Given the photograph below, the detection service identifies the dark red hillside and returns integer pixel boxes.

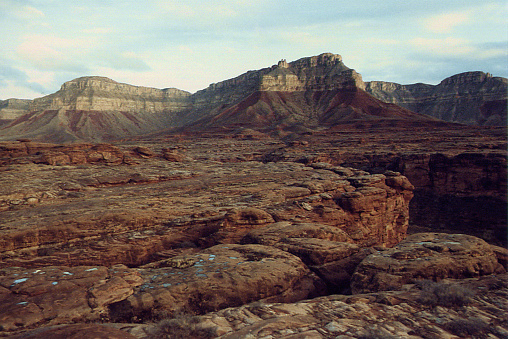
[185,88,443,132]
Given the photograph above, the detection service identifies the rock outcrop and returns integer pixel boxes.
[351,233,503,294]
[29,76,190,113]
[112,244,326,322]
[0,133,507,338]
[0,146,413,269]
[366,71,508,126]
[137,274,507,339]
[261,126,507,245]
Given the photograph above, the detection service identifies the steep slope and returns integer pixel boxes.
[185,54,440,131]
[365,72,507,126]
[0,77,191,142]
[187,88,440,132]
[1,54,502,142]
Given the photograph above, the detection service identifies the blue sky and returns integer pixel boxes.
[0,0,506,99]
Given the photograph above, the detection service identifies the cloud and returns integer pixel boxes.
[16,34,95,71]
[410,37,474,56]
[0,63,49,98]
[0,1,45,19]
[423,11,470,33]
[410,37,507,60]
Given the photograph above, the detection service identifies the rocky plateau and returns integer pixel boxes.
[0,53,506,338]
[0,123,507,338]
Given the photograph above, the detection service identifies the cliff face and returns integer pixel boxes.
[184,53,438,131]
[365,72,507,126]
[1,54,505,142]
[0,99,31,127]
[260,54,365,91]
[30,76,191,113]
[0,77,192,142]
[183,53,366,125]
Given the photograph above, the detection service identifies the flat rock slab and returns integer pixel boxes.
[0,265,142,331]
[351,233,503,294]
[111,244,326,321]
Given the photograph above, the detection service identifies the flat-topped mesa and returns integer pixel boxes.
[30,76,191,113]
[260,53,365,91]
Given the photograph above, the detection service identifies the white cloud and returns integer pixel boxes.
[16,34,95,70]
[24,69,55,87]
[410,37,506,60]
[0,80,44,99]
[423,11,470,33]
[410,37,474,56]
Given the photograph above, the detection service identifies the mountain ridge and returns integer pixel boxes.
[365,71,507,126]
[0,53,505,142]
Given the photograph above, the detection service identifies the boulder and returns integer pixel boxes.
[0,265,142,331]
[351,233,502,294]
[109,244,326,321]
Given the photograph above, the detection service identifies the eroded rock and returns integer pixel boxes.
[351,233,503,294]
[110,244,326,321]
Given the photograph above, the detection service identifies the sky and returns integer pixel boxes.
[0,0,507,100]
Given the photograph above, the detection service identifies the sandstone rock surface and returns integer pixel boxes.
[100,274,506,339]
[112,244,326,322]
[351,233,503,294]
[0,130,506,338]
[0,264,142,330]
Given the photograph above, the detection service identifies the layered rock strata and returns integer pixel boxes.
[0,99,31,126]
[261,126,507,245]
[366,71,508,126]
[0,134,507,337]
[0,53,441,142]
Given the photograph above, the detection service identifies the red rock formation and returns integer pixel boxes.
[351,233,503,294]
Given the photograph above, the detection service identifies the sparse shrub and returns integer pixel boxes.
[416,280,475,308]
[444,318,490,337]
[152,313,215,339]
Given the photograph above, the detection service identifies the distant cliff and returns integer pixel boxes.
[0,77,192,142]
[0,54,505,142]
[183,53,365,124]
[0,99,31,127]
[365,72,507,126]
[30,76,191,113]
